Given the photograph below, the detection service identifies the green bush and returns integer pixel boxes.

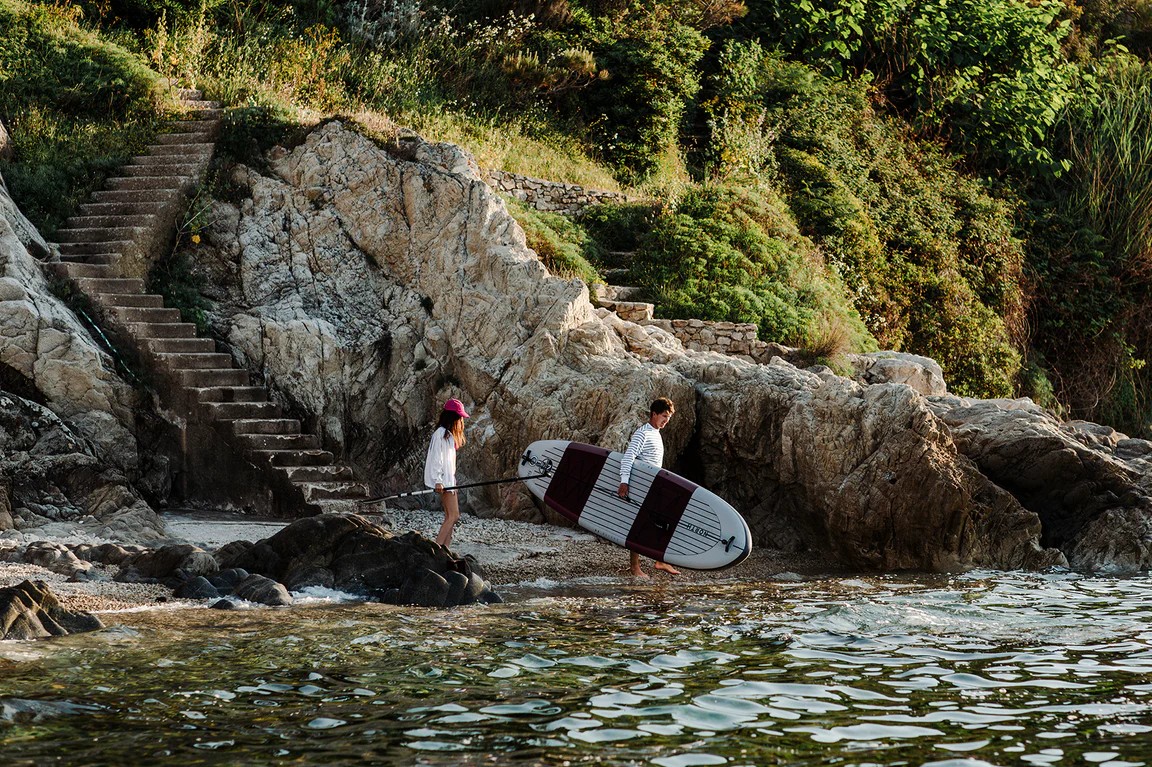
[700,47,1025,395]
[744,0,1083,172]
[0,0,163,235]
[504,197,602,285]
[579,202,654,253]
[628,183,874,350]
[1024,58,1152,433]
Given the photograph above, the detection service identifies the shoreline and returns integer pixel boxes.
[0,508,832,615]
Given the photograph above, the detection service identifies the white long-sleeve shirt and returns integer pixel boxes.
[619,422,664,484]
[424,427,457,489]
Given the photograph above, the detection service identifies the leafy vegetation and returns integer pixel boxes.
[0,0,164,236]
[504,197,602,285]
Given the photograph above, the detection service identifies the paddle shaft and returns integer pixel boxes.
[358,473,551,505]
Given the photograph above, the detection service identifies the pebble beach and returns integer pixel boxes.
[0,508,830,615]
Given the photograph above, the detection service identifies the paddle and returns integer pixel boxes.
[357,472,552,506]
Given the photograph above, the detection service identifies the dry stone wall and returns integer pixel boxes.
[483,169,630,215]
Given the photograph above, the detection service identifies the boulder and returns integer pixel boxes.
[0,392,164,544]
[847,351,947,396]
[930,396,1152,572]
[0,171,140,465]
[117,543,219,582]
[174,575,221,600]
[20,541,93,580]
[0,580,103,640]
[233,573,292,606]
[398,568,450,608]
[218,513,501,606]
[207,567,250,593]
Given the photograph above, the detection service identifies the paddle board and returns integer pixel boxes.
[518,439,751,571]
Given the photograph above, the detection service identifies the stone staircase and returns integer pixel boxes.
[592,252,654,322]
[46,87,369,516]
[593,283,653,322]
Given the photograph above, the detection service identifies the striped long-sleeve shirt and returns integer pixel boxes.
[619,422,664,485]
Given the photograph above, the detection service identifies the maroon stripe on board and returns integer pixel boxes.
[543,443,609,524]
[625,470,695,561]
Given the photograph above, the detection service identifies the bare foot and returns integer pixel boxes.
[654,562,681,575]
[626,568,650,578]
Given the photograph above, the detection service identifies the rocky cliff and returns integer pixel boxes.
[4,118,1151,574]
[189,119,1152,574]
[0,171,164,541]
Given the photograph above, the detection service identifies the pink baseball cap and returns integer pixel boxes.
[443,398,470,418]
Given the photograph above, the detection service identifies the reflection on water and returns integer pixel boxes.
[3,571,1152,766]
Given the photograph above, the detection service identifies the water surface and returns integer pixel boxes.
[2,571,1151,765]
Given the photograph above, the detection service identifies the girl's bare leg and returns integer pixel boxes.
[435,491,460,547]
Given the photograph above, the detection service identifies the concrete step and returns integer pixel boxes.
[192,386,267,404]
[121,164,198,178]
[56,253,122,266]
[154,352,234,370]
[95,293,164,309]
[230,418,301,435]
[175,368,249,387]
[65,214,157,230]
[129,322,197,339]
[106,176,193,191]
[201,401,282,421]
[47,262,116,280]
[281,465,354,483]
[176,87,204,100]
[237,433,321,451]
[127,154,202,167]
[91,189,181,205]
[81,199,175,216]
[139,336,215,353]
[295,481,370,502]
[155,131,214,145]
[59,241,132,256]
[76,277,145,294]
[147,143,213,157]
[166,119,219,133]
[107,306,181,324]
[183,100,221,111]
[252,449,334,467]
[55,226,148,243]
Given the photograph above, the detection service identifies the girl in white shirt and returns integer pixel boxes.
[424,398,470,547]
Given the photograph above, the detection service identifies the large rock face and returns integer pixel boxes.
[0,171,140,474]
[0,172,164,543]
[195,120,1150,573]
[0,392,164,541]
[200,122,694,521]
[929,396,1152,573]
